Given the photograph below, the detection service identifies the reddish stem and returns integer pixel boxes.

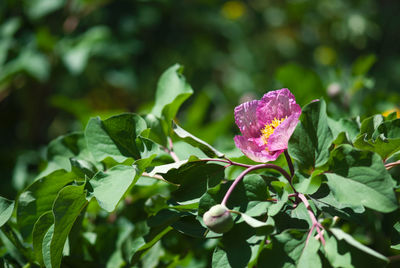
[221,163,293,207]
[199,158,293,184]
[297,193,325,246]
[385,160,400,170]
[164,137,180,162]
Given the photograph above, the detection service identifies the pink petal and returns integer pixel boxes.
[234,100,262,138]
[256,88,300,126]
[267,112,301,151]
[234,135,283,163]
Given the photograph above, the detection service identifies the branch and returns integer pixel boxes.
[297,193,325,246]
[199,158,293,184]
[385,160,400,170]
[284,150,295,178]
[163,137,180,162]
[221,163,293,207]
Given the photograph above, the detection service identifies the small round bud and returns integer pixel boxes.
[203,204,233,233]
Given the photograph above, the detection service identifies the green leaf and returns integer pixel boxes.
[0,225,27,266]
[330,228,388,264]
[148,156,199,177]
[328,117,360,144]
[151,64,193,126]
[297,236,321,268]
[199,174,268,215]
[241,201,273,219]
[0,197,14,228]
[290,202,312,227]
[359,114,384,138]
[267,190,288,217]
[85,113,148,162]
[325,145,397,213]
[288,99,334,172]
[212,223,264,268]
[143,114,168,146]
[258,229,307,267]
[89,165,136,212]
[42,185,87,268]
[311,184,365,221]
[293,172,322,195]
[324,235,352,268]
[239,212,273,228]
[173,123,224,158]
[212,246,230,268]
[43,132,98,176]
[47,132,83,171]
[129,221,173,264]
[141,241,164,268]
[166,162,224,203]
[16,169,78,239]
[354,118,400,160]
[32,212,53,266]
[391,222,400,250]
[42,224,54,268]
[171,215,208,238]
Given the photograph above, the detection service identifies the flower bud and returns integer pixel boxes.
[203,204,233,233]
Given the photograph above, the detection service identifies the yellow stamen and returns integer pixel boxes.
[261,117,286,147]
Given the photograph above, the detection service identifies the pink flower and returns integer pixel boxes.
[234,88,301,162]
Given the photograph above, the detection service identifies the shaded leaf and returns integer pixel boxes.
[239,212,273,228]
[42,185,87,268]
[297,235,321,268]
[199,174,268,215]
[354,118,400,160]
[85,113,147,163]
[163,162,225,203]
[324,235,352,268]
[32,212,53,266]
[0,197,14,228]
[325,145,397,213]
[330,228,388,264]
[16,170,77,239]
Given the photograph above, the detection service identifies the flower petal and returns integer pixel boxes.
[234,100,262,138]
[234,135,283,162]
[267,112,301,151]
[256,88,300,125]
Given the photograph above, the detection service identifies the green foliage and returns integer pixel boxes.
[288,99,333,172]
[0,198,14,228]
[1,60,400,267]
[2,0,400,263]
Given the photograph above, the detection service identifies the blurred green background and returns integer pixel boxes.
[1,0,400,198]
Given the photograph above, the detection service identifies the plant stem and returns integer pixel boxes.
[164,137,180,162]
[297,193,325,246]
[199,158,293,183]
[385,160,400,170]
[221,163,293,207]
[284,150,294,178]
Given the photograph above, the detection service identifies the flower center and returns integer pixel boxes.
[261,117,286,146]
